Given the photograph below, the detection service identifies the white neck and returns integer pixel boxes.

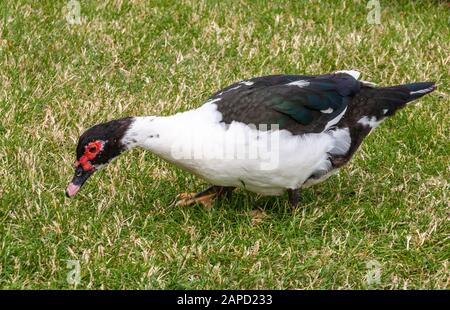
[122,115,170,155]
[121,103,224,160]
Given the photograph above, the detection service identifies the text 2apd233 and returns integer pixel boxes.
[221,294,272,305]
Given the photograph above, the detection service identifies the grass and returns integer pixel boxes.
[0,0,448,289]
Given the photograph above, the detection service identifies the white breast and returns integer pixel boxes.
[132,103,351,196]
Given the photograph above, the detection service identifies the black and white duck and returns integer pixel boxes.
[66,70,435,208]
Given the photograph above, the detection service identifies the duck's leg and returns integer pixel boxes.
[176,186,235,208]
[287,188,301,209]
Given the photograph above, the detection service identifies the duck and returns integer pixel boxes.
[65,70,436,208]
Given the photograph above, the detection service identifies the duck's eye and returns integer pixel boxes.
[88,146,97,153]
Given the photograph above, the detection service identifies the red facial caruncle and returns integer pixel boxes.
[75,140,104,171]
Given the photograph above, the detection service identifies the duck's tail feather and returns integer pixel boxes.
[400,82,436,100]
[381,81,436,104]
[374,81,436,116]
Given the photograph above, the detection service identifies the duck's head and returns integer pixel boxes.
[66,117,133,197]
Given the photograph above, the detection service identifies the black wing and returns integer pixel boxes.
[210,73,361,134]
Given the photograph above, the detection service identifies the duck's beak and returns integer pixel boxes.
[66,167,95,197]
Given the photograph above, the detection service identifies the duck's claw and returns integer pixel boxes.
[174,186,235,209]
[177,192,196,200]
[175,193,215,209]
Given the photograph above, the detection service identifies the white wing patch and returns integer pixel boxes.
[335,70,361,80]
[361,80,377,87]
[321,108,333,114]
[286,80,310,88]
[324,107,347,131]
[240,81,254,86]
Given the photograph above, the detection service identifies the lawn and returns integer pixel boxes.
[0,0,448,289]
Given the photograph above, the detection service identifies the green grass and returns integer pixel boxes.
[0,0,448,289]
